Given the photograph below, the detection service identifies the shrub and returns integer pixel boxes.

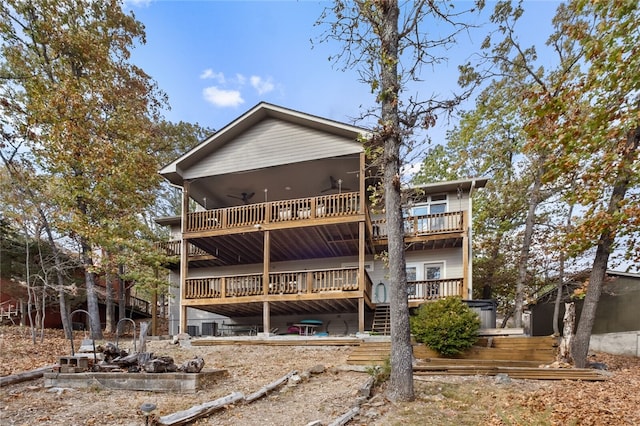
[410,297,480,356]
[365,357,391,386]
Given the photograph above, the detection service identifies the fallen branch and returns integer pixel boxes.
[328,406,360,426]
[244,370,297,403]
[358,376,375,398]
[0,365,56,387]
[156,391,244,426]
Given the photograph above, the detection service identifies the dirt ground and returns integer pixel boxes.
[1,326,639,425]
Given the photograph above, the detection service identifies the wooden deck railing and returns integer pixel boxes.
[127,295,150,314]
[186,192,361,233]
[184,267,372,299]
[408,278,463,301]
[372,211,465,239]
[155,241,212,257]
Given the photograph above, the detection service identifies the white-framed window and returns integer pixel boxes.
[424,262,444,280]
[407,194,448,233]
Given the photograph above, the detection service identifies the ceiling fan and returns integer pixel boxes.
[227,192,255,204]
[321,176,351,193]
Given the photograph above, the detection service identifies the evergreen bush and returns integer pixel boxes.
[410,297,480,356]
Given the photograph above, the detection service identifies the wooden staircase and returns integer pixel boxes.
[346,336,608,381]
[347,341,391,365]
[371,304,390,335]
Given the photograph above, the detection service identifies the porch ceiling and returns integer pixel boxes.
[188,156,366,210]
[189,222,373,266]
[193,297,368,318]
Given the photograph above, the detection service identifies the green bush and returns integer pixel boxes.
[410,297,480,356]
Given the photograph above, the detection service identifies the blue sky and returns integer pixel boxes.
[126,0,561,139]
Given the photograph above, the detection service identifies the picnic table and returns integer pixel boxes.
[292,319,323,336]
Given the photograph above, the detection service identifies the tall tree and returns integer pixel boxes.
[420,1,588,327]
[1,0,167,339]
[318,0,483,401]
[546,0,640,367]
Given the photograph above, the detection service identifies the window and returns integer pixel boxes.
[407,194,448,233]
[425,263,443,280]
[406,266,417,295]
[425,262,444,298]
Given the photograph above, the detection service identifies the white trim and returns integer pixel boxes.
[342,261,374,272]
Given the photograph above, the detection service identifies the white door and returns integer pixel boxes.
[424,262,444,298]
[406,262,445,298]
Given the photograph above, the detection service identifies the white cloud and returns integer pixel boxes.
[202,86,244,108]
[200,69,225,84]
[250,75,275,95]
[235,73,246,85]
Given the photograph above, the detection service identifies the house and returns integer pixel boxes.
[156,102,487,336]
[527,270,640,356]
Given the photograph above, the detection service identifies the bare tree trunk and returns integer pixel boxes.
[81,240,104,340]
[572,242,610,367]
[552,259,565,336]
[105,265,115,333]
[573,127,638,368]
[558,302,574,364]
[118,263,126,322]
[514,164,544,328]
[553,200,575,336]
[378,1,414,402]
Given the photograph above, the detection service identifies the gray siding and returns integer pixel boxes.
[184,118,362,180]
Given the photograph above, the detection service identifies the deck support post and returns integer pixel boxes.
[263,301,270,336]
[179,180,190,334]
[263,230,270,296]
[358,297,365,333]
[462,210,469,299]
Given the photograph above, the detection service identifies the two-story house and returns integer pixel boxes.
[157,102,486,336]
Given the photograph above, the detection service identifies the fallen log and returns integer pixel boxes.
[0,365,56,387]
[328,406,360,426]
[358,376,375,398]
[157,391,245,426]
[244,370,297,403]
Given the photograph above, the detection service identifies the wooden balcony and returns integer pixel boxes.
[186,267,368,299]
[372,211,465,240]
[407,278,464,308]
[155,240,219,269]
[186,192,361,234]
[155,240,211,257]
[183,267,374,317]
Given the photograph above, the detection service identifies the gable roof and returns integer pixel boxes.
[160,102,369,186]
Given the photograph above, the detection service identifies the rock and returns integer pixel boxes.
[587,362,608,370]
[308,364,325,374]
[287,374,302,387]
[495,373,511,384]
[300,370,311,381]
[179,356,205,373]
[172,333,190,344]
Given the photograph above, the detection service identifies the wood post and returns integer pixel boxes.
[263,301,270,337]
[461,210,469,299]
[180,180,190,334]
[358,297,365,333]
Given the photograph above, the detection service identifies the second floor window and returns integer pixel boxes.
[407,194,448,233]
